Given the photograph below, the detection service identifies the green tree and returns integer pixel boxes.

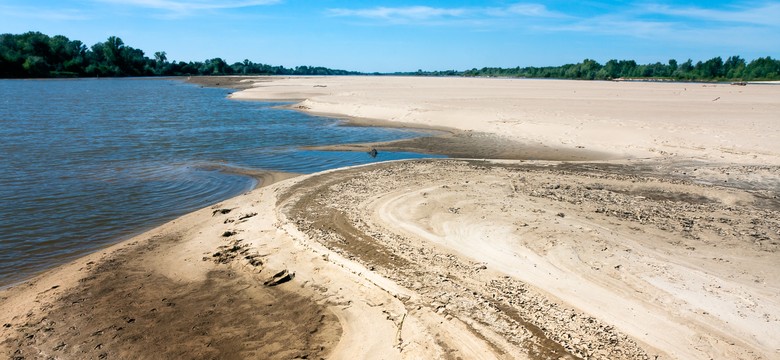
[22,56,49,77]
[668,59,678,75]
[0,33,24,77]
[698,56,724,78]
[152,51,169,75]
[602,60,620,79]
[745,57,780,80]
[723,56,746,79]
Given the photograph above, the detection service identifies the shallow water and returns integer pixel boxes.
[0,78,440,286]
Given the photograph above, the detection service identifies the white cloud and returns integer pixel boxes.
[327,1,780,31]
[545,17,677,39]
[521,1,780,41]
[327,3,560,23]
[505,4,560,17]
[0,5,90,21]
[328,6,466,21]
[95,0,280,13]
[534,2,780,49]
[642,2,780,27]
[325,0,780,53]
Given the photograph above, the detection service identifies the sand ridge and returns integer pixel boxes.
[279,159,779,359]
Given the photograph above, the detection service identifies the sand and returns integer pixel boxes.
[232,76,780,165]
[2,76,779,359]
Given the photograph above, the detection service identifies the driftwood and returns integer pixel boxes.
[212,208,232,216]
[263,269,294,286]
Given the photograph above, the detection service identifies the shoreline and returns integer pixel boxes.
[0,168,293,291]
[188,76,625,163]
[0,172,343,359]
[3,76,779,359]
[227,75,780,166]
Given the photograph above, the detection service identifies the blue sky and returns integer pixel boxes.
[2,0,779,72]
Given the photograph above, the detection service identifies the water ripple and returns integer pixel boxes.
[0,78,441,286]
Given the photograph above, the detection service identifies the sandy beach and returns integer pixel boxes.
[232,76,780,165]
[2,76,779,359]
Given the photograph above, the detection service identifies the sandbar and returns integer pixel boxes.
[2,76,779,359]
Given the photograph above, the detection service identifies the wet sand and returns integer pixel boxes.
[0,173,341,360]
[2,76,779,359]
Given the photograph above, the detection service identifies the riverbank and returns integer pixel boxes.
[2,76,778,359]
[0,173,341,359]
[230,76,780,165]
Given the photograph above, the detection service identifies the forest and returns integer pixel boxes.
[459,57,780,81]
[2,31,779,81]
[0,32,359,78]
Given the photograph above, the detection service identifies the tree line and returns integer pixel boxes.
[0,32,359,78]
[461,56,780,81]
[2,31,779,81]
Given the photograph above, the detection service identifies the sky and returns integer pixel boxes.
[2,0,779,72]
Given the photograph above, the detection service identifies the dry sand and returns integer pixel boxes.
[232,76,780,165]
[282,159,779,359]
[2,76,779,359]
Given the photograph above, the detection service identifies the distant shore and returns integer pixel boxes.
[3,76,779,359]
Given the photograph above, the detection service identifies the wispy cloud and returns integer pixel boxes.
[327,3,562,24]
[545,17,677,39]
[0,5,90,21]
[504,4,561,17]
[328,6,466,21]
[562,2,780,38]
[327,1,780,35]
[641,2,780,26]
[322,0,780,54]
[532,1,780,48]
[95,0,280,15]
